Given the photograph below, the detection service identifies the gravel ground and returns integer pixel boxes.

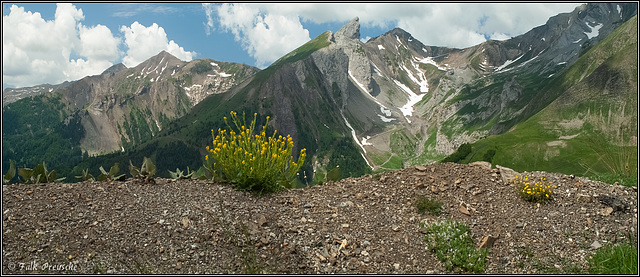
[2,162,637,274]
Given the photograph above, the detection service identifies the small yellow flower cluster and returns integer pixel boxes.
[206,111,306,193]
[511,174,557,203]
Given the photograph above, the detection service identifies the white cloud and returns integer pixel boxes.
[207,3,310,68]
[202,3,215,35]
[120,21,196,67]
[2,3,120,87]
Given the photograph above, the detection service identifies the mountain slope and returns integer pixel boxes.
[3,2,636,183]
[2,51,259,175]
[461,14,638,185]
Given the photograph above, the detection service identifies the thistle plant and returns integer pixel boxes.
[206,111,306,194]
[168,167,195,180]
[511,174,557,203]
[129,157,156,183]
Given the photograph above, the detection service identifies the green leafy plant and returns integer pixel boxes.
[325,166,340,182]
[17,162,65,184]
[3,160,16,185]
[75,168,95,182]
[168,167,195,179]
[511,174,557,203]
[588,243,638,274]
[129,157,156,183]
[422,219,488,273]
[192,165,216,180]
[206,111,306,194]
[97,163,126,182]
[415,196,443,216]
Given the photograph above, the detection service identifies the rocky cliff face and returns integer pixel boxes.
[3,51,259,156]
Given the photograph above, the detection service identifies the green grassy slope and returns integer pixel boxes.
[461,15,638,186]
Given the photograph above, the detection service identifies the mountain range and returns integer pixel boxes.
[2,2,637,184]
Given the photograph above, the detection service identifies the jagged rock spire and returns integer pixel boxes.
[335,17,360,41]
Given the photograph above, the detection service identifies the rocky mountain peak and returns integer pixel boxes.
[335,16,360,41]
[101,63,127,75]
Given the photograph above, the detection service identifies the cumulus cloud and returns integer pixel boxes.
[2,3,120,88]
[3,3,196,88]
[204,3,579,67]
[205,3,310,68]
[120,21,195,67]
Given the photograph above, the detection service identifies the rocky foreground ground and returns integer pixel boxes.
[2,162,637,274]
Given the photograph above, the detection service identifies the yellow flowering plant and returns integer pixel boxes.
[511,174,557,203]
[206,111,306,193]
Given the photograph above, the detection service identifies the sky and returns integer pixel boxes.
[2,2,583,90]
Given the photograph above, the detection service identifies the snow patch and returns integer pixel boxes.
[393,80,424,123]
[573,38,582,43]
[348,70,369,93]
[48,88,53,92]
[416,56,447,71]
[402,61,429,93]
[541,37,546,41]
[127,73,134,78]
[219,72,232,77]
[496,54,525,72]
[121,146,125,152]
[372,63,383,77]
[339,111,373,169]
[378,114,395,122]
[171,69,176,76]
[160,62,168,74]
[378,44,385,50]
[210,61,218,67]
[617,5,621,16]
[584,22,603,39]
[380,106,391,117]
[361,136,373,146]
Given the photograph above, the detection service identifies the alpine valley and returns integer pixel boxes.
[2,3,637,185]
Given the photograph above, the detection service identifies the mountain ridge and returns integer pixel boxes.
[2,2,636,183]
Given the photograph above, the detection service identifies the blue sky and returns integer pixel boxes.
[2,2,582,89]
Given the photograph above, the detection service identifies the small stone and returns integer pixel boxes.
[459,204,471,216]
[479,235,499,249]
[516,223,524,229]
[600,207,614,216]
[591,241,602,249]
[257,215,267,227]
[175,262,182,269]
[469,161,492,170]
[26,190,33,195]
[393,263,400,270]
[416,165,427,171]
[392,225,400,232]
[341,224,349,228]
